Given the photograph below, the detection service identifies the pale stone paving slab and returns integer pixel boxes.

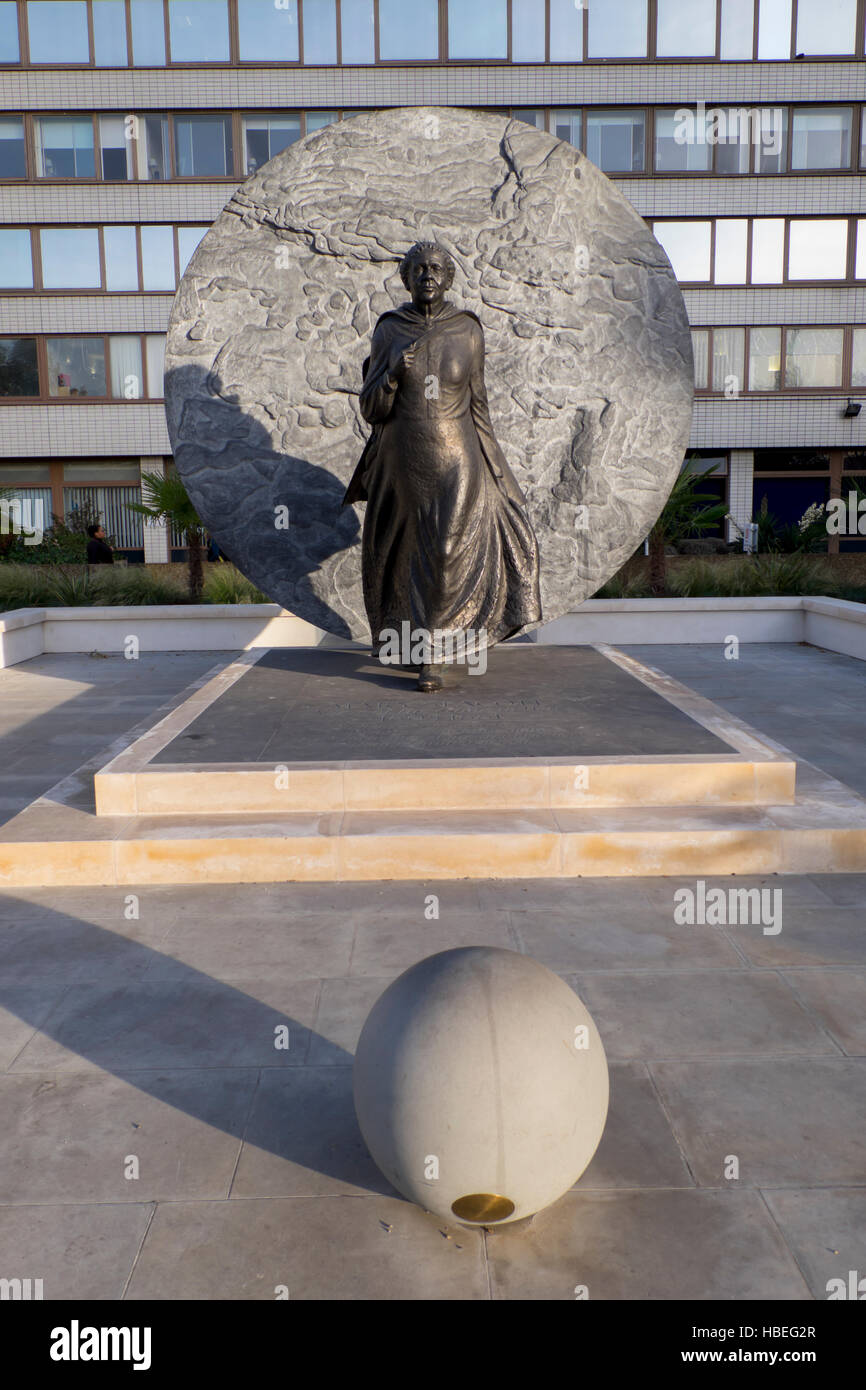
[124,1196,489,1301]
[483,1190,812,1301]
[761,1190,866,1302]
[650,1058,866,1187]
[0,1204,154,1301]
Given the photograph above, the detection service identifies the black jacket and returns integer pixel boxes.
[86,537,114,564]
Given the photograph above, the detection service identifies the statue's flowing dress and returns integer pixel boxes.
[343,301,542,649]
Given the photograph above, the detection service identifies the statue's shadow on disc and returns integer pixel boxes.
[166,364,361,639]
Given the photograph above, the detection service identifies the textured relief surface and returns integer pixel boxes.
[165,107,693,640]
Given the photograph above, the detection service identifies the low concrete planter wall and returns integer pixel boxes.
[535,597,807,647]
[1,596,865,668]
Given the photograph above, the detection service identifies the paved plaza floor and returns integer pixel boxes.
[0,644,863,1299]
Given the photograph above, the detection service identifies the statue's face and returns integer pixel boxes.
[405,250,451,308]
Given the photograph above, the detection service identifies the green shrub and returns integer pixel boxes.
[2,518,89,566]
[0,565,56,610]
[594,569,652,598]
[96,567,188,606]
[668,559,718,597]
[0,561,272,613]
[669,554,841,598]
[45,569,97,605]
[203,565,269,605]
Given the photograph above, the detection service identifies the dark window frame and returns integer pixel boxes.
[692,323,860,394]
[651,214,860,286]
[2,0,863,68]
[0,332,166,401]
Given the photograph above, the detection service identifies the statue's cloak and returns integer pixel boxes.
[341,300,541,647]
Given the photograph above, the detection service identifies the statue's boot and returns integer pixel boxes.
[417,663,444,693]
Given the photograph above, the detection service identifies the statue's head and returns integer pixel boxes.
[399,242,456,303]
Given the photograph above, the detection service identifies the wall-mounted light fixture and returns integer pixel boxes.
[844,400,862,418]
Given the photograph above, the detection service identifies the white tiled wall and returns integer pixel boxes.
[691,398,866,449]
[140,456,170,563]
[0,296,174,333]
[727,449,755,539]
[683,287,866,326]
[1,60,863,110]
[0,405,171,457]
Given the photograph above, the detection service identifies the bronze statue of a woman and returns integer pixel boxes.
[343,241,542,692]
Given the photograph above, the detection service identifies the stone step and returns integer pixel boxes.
[3,763,865,887]
[93,755,797,817]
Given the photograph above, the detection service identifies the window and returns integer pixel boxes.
[103,226,139,290]
[714,108,753,174]
[145,334,166,396]
[692,330,709,389]
[305,110,337,132]
[787,220,848,280]
[749,327,782,390]
[796,0,856,54]
[0,464,51,481]
[379,0,438,58]
[168,0,230,62]
[27,1,89,62]
[712,328,745,392]
[35,118,95,177]
[173,115,233,175]
[511,108,545,130]
[47,337,107,396]
[757,0,792,58]
[40,227,101,287]
[720,0,753,58]
[785,328,843,388]
[852,331,866,388]
[856,221,866,280]
[751,219,784,283]
[656,0,716,56]
[755,108,787,173]
[654,222,712,281]
[177,226,207,274]
[553,109,581,147]
[0,229,33,287]
[136,115,170,180]
[714,220,748,283]
[237,0,299,60]
[131,0,166,64]
[65,482,145,548]
[93,0,129,65]
[140,225,175,289]
[587,0,647,57]
[0,118,26,176]
[0,339,39,396]
[791,108,852,170]
[244,115,301,174]
[340,0,374,62]
[63,462,143,481]
[303,0,337,62]
[549,0,583,61]
[655,110,712,172]
[585,110,645,172]
[99,116,134,179]
[512,0,545,61]
[449,0,507,58]
[109,335,143,397]
[0,1,19,61]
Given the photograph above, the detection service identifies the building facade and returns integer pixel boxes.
[1,0,864,561]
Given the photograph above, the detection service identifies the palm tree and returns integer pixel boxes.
[128,470,206,601]
[646,461,730,596]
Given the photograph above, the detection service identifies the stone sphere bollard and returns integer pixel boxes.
[353,946,609,1226]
